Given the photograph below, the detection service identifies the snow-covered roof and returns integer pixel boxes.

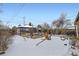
[18,25,34,28]
[65,24,75,29]
[52,24,75,30]
[65,26,75,29]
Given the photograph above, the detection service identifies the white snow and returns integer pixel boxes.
[1,35,71,56]
[18,24,34,28]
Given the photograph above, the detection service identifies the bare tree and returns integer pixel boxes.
[52,19,60,34]
[52,13,71,34]
[36,24,42,35]
[12,26,17,35]
[29,22,33,26]
[0,20,3,27]
[42,22,50,31]
[37,24,42,31]
[28,22,33,38]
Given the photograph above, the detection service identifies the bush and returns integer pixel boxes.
[0,25,12,54]
[0,30,12,51]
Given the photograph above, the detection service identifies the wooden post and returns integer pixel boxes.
[75,25,78,37]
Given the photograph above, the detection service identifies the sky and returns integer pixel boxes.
[0,3,79,27]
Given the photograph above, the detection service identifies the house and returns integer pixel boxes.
[74,12,79,37]
[17,25,37,36]
[74,12,79,32]
[64,12,79,36]
[74,12,79,26]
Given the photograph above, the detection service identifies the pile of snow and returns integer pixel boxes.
[2,35,71,56]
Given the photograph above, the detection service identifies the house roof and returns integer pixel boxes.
[67,26,75,29]
[64,24,75,29]
[75,12,79,23]
[18,24,35,28]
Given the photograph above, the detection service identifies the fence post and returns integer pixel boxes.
[75,25,78,38]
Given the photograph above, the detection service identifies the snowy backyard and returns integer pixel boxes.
[1,3,79,56]
[1,35,73,56]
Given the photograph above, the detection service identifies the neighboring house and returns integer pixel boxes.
[64,12,79,36]
[17,25,36,36]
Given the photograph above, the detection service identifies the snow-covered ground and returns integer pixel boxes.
[1,35,72,56]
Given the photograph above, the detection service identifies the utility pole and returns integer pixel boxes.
[23,16,25,26]
[0,4,3,13]
[6,21,10,26]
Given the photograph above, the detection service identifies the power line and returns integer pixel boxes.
[0,4,25,26]
[23,16,26,26]
[0,3,4,13]
[11,4,25,20]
